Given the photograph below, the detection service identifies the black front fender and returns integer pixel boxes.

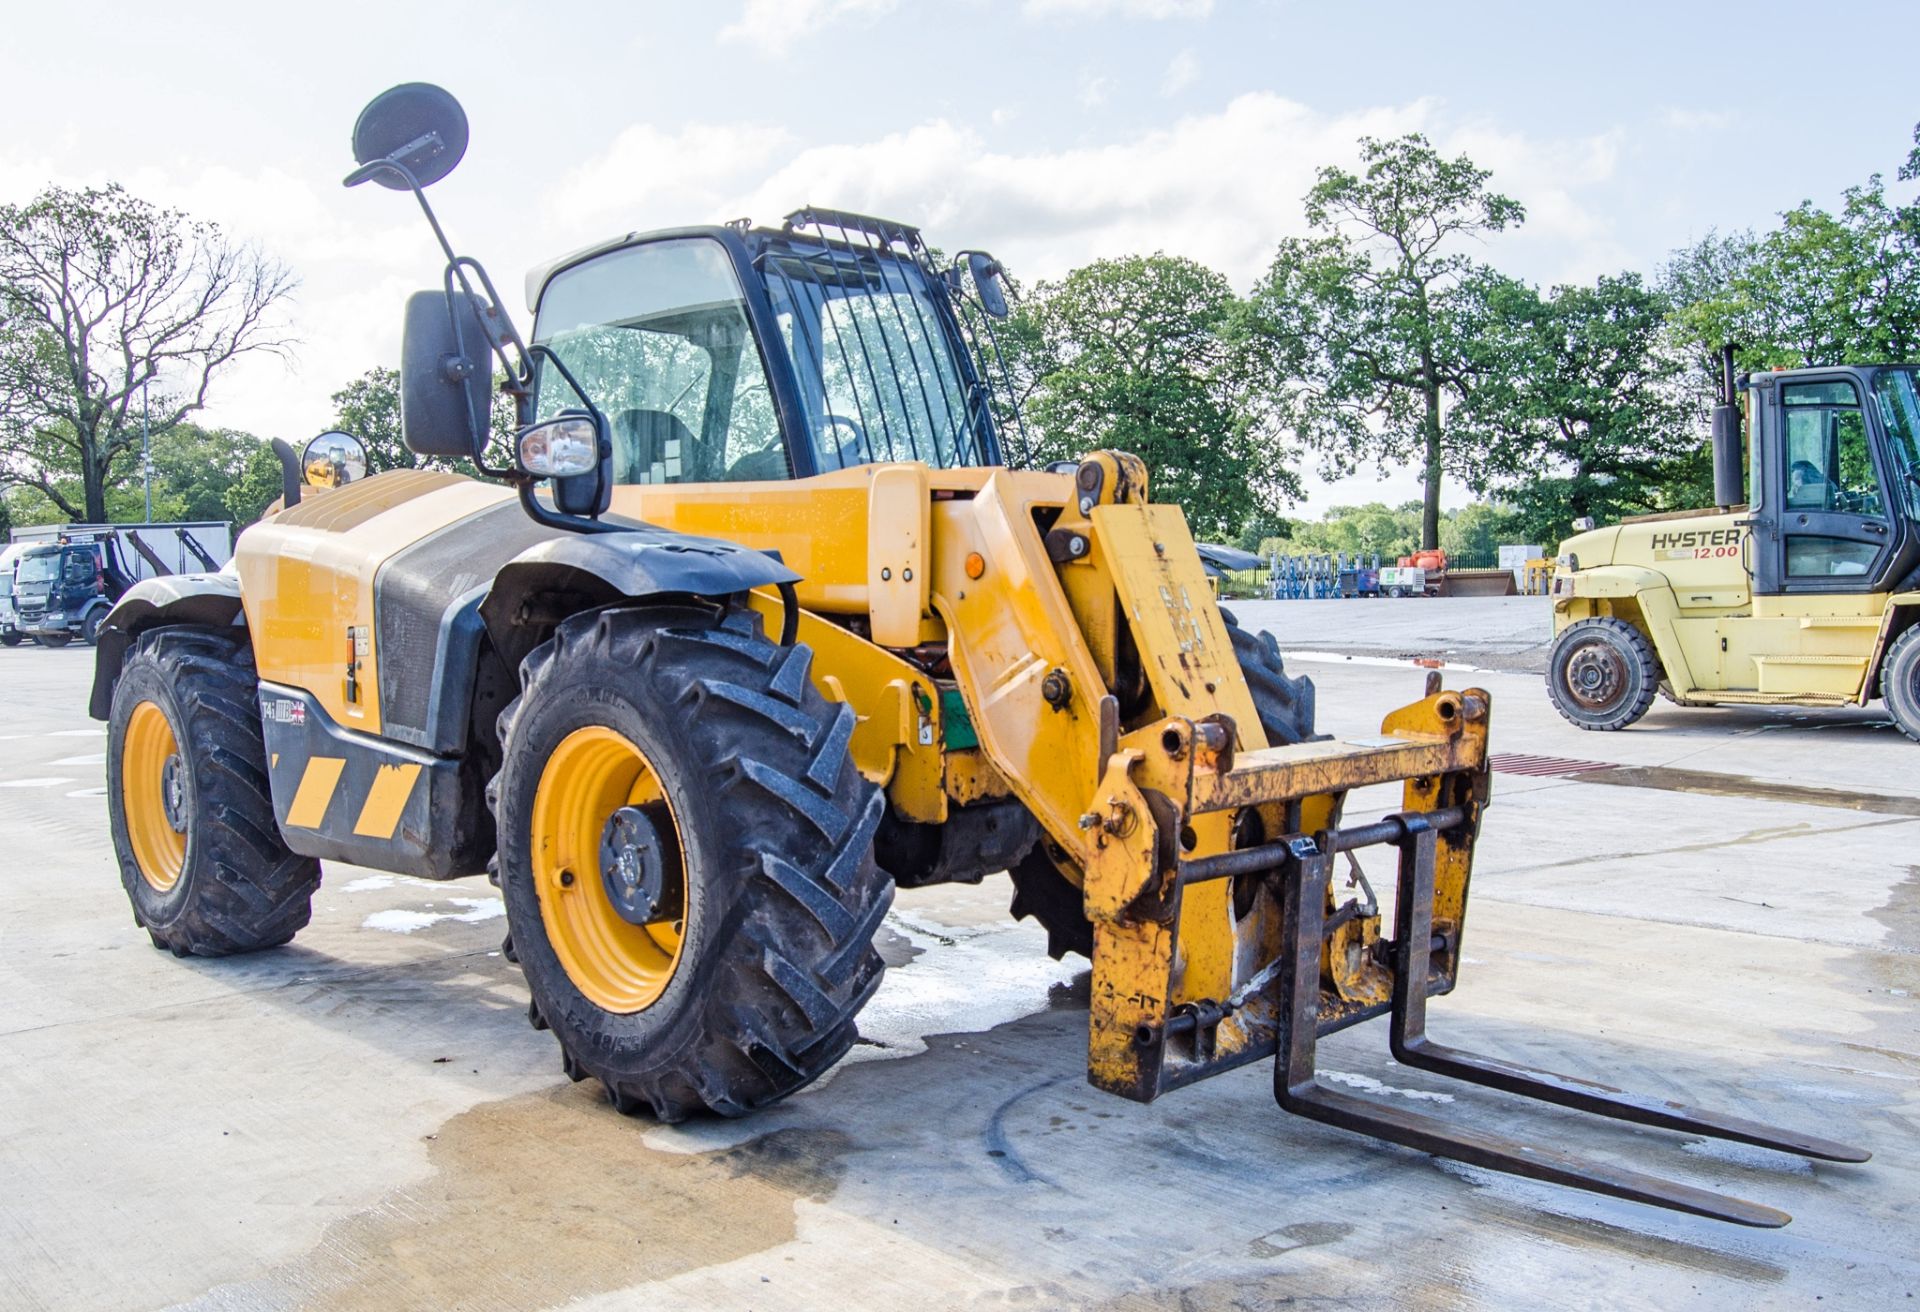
[479,525,798,671]
[89,573,247,720]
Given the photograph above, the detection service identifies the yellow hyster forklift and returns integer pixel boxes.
[1549,348,1920,738]
[90,85,1864,1226]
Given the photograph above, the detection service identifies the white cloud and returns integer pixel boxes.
[548,92,1629,296]
[719,0,898,56]
[1660,107,1734,134]
[1077,72,1113,109]
[548,122,795,236]
[1024,0,1213,18]
[1161,48,1199,97]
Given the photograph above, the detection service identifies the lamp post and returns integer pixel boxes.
[142,381,151,524]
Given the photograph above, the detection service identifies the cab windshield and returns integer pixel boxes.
[16,551,60,585]
[759,240,991,471]
[1869,366,1920,517]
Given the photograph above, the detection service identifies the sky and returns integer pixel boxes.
[6,0,1916,515]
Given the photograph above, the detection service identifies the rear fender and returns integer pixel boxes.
[88,573,246,720]
[478,527,799,672]
[1867,591,1920,698]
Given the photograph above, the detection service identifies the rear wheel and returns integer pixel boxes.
[1883,625,1920,744]
[107,628,321,955]
[492,605,891,1120]
[1010,609,1318,960]
[1547,617,1659,731]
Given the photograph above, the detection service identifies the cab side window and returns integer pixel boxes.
[1780,379,1886,578]
[1781,381,1877,514]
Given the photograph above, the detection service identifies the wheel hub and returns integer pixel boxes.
[600,805,669,926]
[1566,643,1626,709]
[160,754,189,833]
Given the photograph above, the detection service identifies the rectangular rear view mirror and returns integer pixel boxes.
[401,289,495,459]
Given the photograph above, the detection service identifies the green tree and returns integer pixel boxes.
[1667,123,1920,375]
[1242,134,1524,550]
[329,368,413,473]
[1439,501,1524,563]
[224,442,287,526]
[0,183,294,521]
[1282,502,1423,559]
[1011,254,1294,539]
[1468,273,1697,542]
[326,365,516,475]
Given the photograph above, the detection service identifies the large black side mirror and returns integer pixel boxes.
[401,290,493,460]
[968,252,1010,319]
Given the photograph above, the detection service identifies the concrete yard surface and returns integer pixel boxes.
[1,631,1916,1311]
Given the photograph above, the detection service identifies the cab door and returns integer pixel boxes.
[1742,373,1892,697]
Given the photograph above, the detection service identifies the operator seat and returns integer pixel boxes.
[610,407,696,485]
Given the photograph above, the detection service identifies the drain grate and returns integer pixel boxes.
[1487,753,1616,778]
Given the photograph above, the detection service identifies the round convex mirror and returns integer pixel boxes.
[351,82,470,190]
[302,431,369,489]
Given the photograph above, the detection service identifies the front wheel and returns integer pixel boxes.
[493,605,891,1121]
[1883,625,1920,744]
[0,629,19,648]
[81,608,105,645]
[35,632,71,648]
[1546,617,1659,731]
[107,628,321,955]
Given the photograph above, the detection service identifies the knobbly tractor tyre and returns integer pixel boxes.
[1547,616,1659,731]
[492,605,891,1121]
[107,627,321,956]
[1011,608,1317,960]
[1884,625,1920,744]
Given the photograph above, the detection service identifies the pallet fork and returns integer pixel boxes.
[1272,812,1867,1228]
[1081,680,1868,1228]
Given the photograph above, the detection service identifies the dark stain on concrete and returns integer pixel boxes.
[189,1085,849,1312]
[1579,765,1920,818]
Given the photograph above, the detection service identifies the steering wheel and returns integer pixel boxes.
[816,413,869,469]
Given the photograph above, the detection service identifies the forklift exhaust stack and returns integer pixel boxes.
[1712,344,1744,508]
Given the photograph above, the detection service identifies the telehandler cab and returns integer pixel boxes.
[90,84,1865,1227]
[1549,347,1920,738]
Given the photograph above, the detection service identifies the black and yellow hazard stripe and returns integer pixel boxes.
[258,682,493,880]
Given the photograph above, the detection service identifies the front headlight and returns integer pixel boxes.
[517,414,602,479]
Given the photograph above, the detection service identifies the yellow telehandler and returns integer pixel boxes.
[90,84,1864,1227]
[1549,348,1920,738]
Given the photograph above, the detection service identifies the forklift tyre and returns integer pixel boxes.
[108,627,321,956]
[1547,617,1658,732]
[492,604,891,1121]
[1883,625,1920,744]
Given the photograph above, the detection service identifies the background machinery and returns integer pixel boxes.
[1549,348,1920,738]
[89,84,1866,1227]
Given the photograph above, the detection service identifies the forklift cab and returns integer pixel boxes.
[1748,366,1920,596]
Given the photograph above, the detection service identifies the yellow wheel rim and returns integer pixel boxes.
[531,726,688,1013]
[122,700,187,892]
